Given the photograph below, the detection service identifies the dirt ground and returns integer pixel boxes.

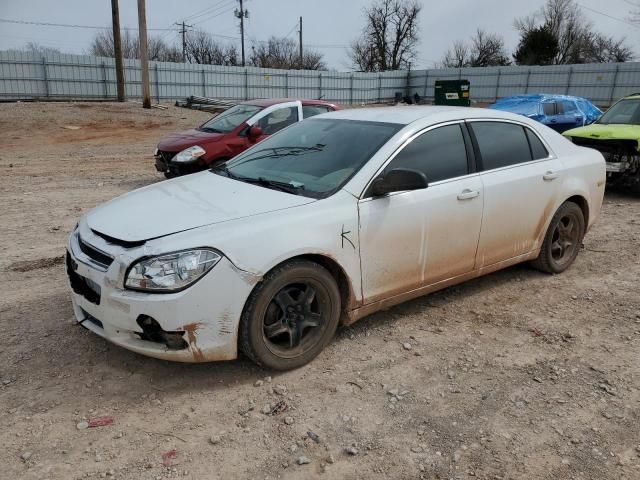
[0,102,639,480]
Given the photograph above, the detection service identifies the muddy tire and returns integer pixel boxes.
[532,201,585,274]
[239,260,341,371]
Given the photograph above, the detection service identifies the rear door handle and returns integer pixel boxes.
[457,189,480,200]
[543,171,559,181]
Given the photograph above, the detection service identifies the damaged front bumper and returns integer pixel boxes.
[154,151,203,177]
[66,223,256,362]
[570,136,639,180]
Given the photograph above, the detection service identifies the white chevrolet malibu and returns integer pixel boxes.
[67,107,605,370]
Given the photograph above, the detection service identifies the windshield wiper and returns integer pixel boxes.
[210,163,239,179]
[243,177,305,195]
[199,127,223,133]
[210,166,304,195]
[232,144,325,167]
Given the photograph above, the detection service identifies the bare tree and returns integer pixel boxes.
[349,0,422,72]
[89,29,181,62]
[471,30,510,66]
[22,42,61,56]
[441,30,509,68]
[249,36,325,70]
[583,34,634,63]
[184,30,238,65]
[515,0,633,63]
[441,41,469,68]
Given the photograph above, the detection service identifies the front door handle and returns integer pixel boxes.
[543,171,559,181]
[457,189,480,200]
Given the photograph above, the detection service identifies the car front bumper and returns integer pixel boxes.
[66,226,257,362]
[154,152,203,176]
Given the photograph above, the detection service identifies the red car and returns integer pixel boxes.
[155,98,339,177]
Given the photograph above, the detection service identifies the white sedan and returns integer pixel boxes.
[67,107,605,370]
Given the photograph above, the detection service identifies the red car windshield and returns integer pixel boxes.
[199,104,263,133]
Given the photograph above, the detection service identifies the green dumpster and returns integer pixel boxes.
[434,80,470,107]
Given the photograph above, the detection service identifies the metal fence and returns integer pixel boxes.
[0,51,408,104]
[408,63,640,106]
[1,50,639,106]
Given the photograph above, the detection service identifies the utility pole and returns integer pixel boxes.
[234,0,249,67]
[175,21,193,63]
[110,0,125,101]
[137,0,151,108]
[298,16,303,69]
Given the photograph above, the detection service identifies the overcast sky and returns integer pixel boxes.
[1,0,638,69]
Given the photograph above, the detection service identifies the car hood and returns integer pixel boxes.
[86,172,315,242]
[157,128,225,152]
[564,123,640,143]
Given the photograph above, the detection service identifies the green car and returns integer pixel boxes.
[564,94,640,188]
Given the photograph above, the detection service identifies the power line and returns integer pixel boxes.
[192,2,237,26]
[0,17,173,31]
[576,3,640,29]
[283,22,298,40]
[181,0,233,22]
[0,15,350,50]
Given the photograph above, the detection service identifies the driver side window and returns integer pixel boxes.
[257,107,298,135]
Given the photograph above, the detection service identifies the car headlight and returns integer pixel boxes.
[153,147,159,156]
[125,249,221,292]
[174,145,206,163]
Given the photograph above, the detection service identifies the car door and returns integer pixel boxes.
[469,121,563,268]
[542,101,563,131]
[247,101,302,142]
[555,100,584,132]
[358,123,484,304]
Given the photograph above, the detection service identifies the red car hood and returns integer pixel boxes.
[157,128,224,152]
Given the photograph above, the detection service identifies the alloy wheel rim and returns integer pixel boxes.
[262,282,326,358]
[551,213,579,264]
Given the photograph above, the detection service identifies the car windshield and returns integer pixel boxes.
[597,99,640,125]
[199,104,263,133]
[212,118,403,198]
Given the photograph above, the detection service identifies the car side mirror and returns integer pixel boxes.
[248,125,263,140]
[369,168,428,197]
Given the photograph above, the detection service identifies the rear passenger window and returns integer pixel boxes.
[389,124,468,183]
[525,128,549,160]
[471,122,532,171]
[542,103,556,116]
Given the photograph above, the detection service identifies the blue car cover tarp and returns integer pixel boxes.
[489,94,602,126]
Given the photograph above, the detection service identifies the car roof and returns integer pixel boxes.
[316,105,532,126]
[242,98,336,107]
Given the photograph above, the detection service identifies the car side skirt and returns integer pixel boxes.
[345,250,539,325]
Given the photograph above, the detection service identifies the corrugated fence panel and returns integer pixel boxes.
[1,50,639,106]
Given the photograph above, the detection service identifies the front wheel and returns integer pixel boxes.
[239,260,341,370]
[532,201,585,274]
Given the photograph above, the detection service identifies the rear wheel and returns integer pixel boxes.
[532,201,585,274]
[239,260,341,370]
